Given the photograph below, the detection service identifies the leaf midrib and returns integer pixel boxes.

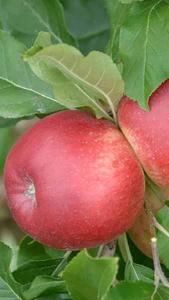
[36,52,117,117]
[22,0,62,43]
[0,76,60,104]
[142,0,163,101]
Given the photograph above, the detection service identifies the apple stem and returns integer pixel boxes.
[51,250,72,277]
[118,233,133,263]
[151,237,169,288]
[153,216,169,239]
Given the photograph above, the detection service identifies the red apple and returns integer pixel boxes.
[118,80,169,188]
[4,110,144,250]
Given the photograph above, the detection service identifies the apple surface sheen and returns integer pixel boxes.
[4,110,144,250]
[118,80,169,189]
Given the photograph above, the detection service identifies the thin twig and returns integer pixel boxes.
[151,237,169,288]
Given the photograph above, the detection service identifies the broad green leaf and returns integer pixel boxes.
[13,259,62,285]
[0,0,76,47]
[0,117,20,127]
[125,262,154,283]
[0,277,22,300]
[61,0,109,54]
[0,241,12,279]
[17,236,64,267]
[0,127,13,175]
[17,236,51,267]
[0,30,65,118]
[104,0,131,62]
[156,205,169,270]
[63,250,118,300]
[0,242,23,299]
[157,286,169,299]
[0,79,64,118]
[105,281,169,300]
[25,42,124,120]
[25,31,52,57]
[119,0,169,109]
[24,276,67,300]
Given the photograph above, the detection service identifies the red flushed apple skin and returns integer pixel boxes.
[118,80,169,188]
[4,110,144,250]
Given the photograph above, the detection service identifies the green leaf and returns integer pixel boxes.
[25,42,124,119]
[0,0,76,47]
[156,205,169,270]
[0,242,23,299]
[17,236,51,267]
[119,0,169,109]
[156,286,169,299]
[17,236,65,268]
[5,85,63,119]
[0,117,20,127]
[0,241,12,279]
[24,276,68,300]
[0,79,64,118]
[63,250,118,300]
[125,262,154,283]
[0,277,22,300]
[13,259,62,285]
[0,127,13,175]
[25,31,52,57]
[106,281,169,300]
[104,0,131,62]
[44,247,65,260]
[0,31,65,118]
[61,0,109,54]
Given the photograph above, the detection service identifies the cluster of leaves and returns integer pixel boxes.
[1,0,169,299]
[1,234,169,300]
[1,0,169,124]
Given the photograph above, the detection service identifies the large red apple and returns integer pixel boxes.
[4,110,144,250]
[118,80,169,188]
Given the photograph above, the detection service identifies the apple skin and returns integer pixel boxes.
[118,80,169,188]
[4,110,145,250]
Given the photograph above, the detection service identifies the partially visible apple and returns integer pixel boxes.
[4,110,144,250]
[129,180,169,257]
[118,80,169,188]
